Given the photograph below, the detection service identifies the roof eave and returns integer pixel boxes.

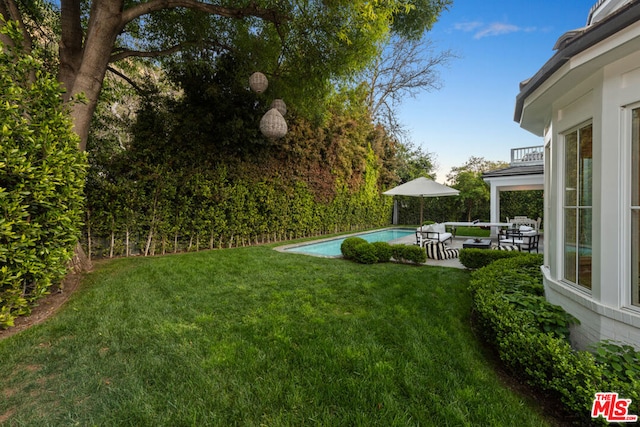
[514,1,640,126]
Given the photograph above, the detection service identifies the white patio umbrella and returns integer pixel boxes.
[383,177,459,226]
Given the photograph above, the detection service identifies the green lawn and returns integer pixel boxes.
[0,245,553,426]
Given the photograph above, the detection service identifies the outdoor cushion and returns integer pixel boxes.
[519,225,534,232]
[425,241,459,260]
[494,244,520,251]
[425,231,452,243]
[421,223,452,244]
[432,223,446,233]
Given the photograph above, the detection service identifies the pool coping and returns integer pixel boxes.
[273,227,416,258]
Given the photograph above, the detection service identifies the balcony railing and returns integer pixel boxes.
[511,145,544,166]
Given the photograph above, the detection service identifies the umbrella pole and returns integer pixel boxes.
[420,197,424,226]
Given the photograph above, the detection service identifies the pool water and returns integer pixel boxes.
[284,228,415,257]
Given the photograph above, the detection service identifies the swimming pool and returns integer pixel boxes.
[282,228,415,257]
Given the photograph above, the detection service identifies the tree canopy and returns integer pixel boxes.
[446,156,508,222]
[1,0,452,150]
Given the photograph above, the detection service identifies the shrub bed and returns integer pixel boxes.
[340,237,367,260]
[459,247,524,269]
[391,244,426,264]
[340,239,425,265]
[470,255,640,424]
[0,23,86,328]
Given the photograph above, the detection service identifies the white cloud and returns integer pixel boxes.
[474,22,520,38]
[454,21,537,39]
[453,21,483,32]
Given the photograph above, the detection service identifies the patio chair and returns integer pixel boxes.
[498,228,523,250]
[498,226,540,253]
[519,231,540,253]
[422,223,453,243]
[424,241,459,260]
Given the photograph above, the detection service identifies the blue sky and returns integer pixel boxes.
[399,0,597,182]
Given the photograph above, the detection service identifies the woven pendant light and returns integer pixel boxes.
[260,108,287,139]
[249,72,268,94]
[270,98,287,116]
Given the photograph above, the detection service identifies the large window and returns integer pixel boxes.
[563,124,592,289]
[632,109,640,306]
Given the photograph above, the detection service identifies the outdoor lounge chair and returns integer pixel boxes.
[424,241,459,260]
[416,223,453,246]
[498,226,540,253]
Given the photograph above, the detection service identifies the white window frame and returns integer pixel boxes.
[561,122,593,290]
[630,105,640,307]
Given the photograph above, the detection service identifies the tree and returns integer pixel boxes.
[394,142,437,183]
[362,35,456,140]
[1,0,452,151]
[446,156,508,178]
[446,156,508,222]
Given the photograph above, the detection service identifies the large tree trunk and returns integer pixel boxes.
[69,242,92,273]
[59,0,83,99]
[61,0,124,150]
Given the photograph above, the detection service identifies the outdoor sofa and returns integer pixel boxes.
[416,223,453,246]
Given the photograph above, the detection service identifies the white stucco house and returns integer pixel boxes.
[514,0,640,349]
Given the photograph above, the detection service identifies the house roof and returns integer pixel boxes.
[514,0,640,126]
[482,164,544,179]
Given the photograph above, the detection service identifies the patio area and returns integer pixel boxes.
[391,233,545,269]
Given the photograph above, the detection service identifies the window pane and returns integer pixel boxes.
[633,108,640,306]
[565,131,578,206]
[564,208,577,283]
[633,110,640,207]
[632,209,639,306]
[563,124,592,289]
[578,208,592,289]
[580,125,593,207]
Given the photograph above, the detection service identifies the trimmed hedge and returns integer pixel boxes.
[470,255,640,424]
[391,244,426,264]
[459,248,525,269]
[371,241,392,263]
[0,21,87,328]
[340,237,367,260]
[341,240,426,265]
[352,244,377,264]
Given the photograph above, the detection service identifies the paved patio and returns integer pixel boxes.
[390,234,544,269]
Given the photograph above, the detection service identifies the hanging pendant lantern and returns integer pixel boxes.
[270,98,287,116]
[260,108,287,139]
[249,72,268,94]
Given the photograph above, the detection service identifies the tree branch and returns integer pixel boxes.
[110,39,234,63]
[120,0,286,33]
[106,65,147,94]
[0,0,33,52]
[110,44,185,63]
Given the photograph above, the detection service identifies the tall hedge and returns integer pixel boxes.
[85,79,395,257]
[0,20,87,328]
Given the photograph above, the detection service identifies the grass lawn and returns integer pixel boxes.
[450,226,491,238]
[0,245,553,426]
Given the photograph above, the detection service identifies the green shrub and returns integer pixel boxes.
[371,241,392,263]
[344,241,421,265]
[459,248,525,269]
[0,21,87,328]
[352,243,378,264]
[469,255,640,423]
[591,341,640,384]
[340,237,367,260]
[391,245,426,264]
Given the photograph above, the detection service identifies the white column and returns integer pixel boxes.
[490,182,500,237]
